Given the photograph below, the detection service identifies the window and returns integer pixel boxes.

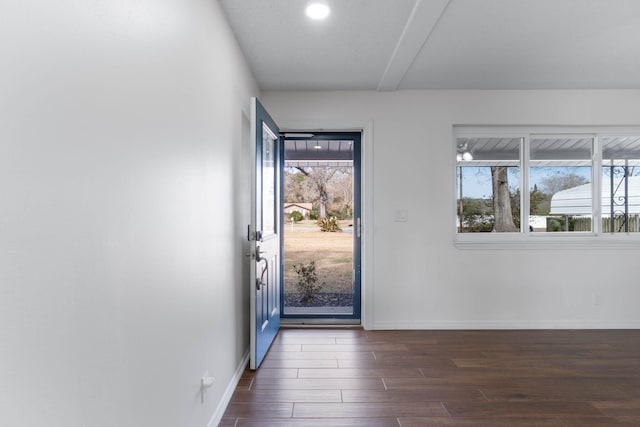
[456,137,521,232]
[601,136,640,233]
[454,127,640,240]
[530,136,593,233]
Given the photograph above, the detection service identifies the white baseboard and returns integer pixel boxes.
[372,320,640,330]
[207,350,249,427]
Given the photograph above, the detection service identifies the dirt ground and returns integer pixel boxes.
[283,221,353,294]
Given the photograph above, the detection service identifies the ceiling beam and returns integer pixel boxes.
[377,0,450,91]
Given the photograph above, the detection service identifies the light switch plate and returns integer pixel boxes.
[394,209,408,222]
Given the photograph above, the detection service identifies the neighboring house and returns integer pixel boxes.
[551,176,640,216]
[529,215,548,232]
[284,202,313,218]
[549,176,640,231]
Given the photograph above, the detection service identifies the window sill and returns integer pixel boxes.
[453,233,640,250]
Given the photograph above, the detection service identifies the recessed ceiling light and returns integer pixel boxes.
[306,0,330,20]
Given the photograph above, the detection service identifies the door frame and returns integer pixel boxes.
[276,121,373,329]
[280,131,362,323]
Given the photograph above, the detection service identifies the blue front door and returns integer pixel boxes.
[249,98,281,369]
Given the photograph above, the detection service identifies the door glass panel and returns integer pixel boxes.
[262,123,277,236]
[282,136,360,318]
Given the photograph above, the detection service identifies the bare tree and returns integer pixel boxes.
[491,166,518,232]
[295,167,340,218]
[283,172,305,203]
[540,173,589,195]
[329,169,353,218]
[284,166,353,218]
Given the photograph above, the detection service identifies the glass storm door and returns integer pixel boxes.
[249,98,281,369]
[281,132,361,322]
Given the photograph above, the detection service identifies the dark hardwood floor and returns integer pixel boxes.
[220,328,640,426]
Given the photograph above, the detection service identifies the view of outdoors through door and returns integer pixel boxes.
[282,133,361,318]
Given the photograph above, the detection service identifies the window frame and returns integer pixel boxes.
[453,126,640,249]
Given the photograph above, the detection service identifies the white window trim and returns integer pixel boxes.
[453,125,640,250]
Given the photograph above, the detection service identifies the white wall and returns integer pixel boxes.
[263,90,640,330]
[0,1,256,425]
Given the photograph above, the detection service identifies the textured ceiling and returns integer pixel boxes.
[218,0,640,91]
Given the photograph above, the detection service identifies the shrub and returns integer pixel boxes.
[292,261,324,303]
[289,211,304,222]
[318,216,341,232]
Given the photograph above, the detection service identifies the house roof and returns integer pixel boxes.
[284,203,313,211]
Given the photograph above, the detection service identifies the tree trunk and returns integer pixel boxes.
[491,166,518,232]
[319,191,327,219]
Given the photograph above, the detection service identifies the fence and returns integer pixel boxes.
[556,215,640,232]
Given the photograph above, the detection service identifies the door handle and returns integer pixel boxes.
[255,247,268,290]
[256,258,268,290]
[256,248,265,261]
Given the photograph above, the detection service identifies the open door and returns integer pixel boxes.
[249,98,281,369]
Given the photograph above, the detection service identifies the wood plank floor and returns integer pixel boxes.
[220,328,640,426]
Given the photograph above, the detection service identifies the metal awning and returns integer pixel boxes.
[284,139,353,167]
